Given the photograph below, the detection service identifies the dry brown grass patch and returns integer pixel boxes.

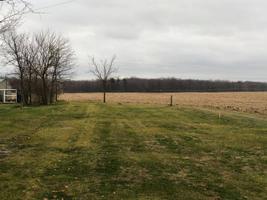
[60,92,267,115]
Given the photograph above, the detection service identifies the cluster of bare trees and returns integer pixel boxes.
[2,31,75,105]
[0,1,75,105]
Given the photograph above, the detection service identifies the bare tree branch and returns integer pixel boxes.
[0,0,32,34]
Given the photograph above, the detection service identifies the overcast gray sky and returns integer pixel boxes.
[17,0,267,81]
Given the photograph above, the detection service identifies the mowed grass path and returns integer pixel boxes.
[0,102,266,200]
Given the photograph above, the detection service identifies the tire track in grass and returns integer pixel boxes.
[89,104,151,199]
[39,103,96,200]
[90,105,191,199]
[92,119,123,197]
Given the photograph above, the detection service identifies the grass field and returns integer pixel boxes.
[60,92,267,115]
[0,102,267,199]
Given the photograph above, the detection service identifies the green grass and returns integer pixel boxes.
[0,102,266,200]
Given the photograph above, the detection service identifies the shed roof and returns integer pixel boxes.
[0,79,12,89]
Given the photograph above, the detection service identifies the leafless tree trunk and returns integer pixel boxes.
[23,39,36,104]
[89,56,117,103]
[102,79,107,103]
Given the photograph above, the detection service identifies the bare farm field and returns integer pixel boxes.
[60,92,267,115]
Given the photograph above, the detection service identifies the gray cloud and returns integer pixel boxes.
[14,0,267,81]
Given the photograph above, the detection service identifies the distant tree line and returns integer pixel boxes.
[62,78,267,93]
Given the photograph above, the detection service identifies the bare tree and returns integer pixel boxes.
[89,55,117,103]
[0,0,31,34]
[49,34,75,103]
[2,31,29,105]
[33,31,75,105]
[33,31,57,104]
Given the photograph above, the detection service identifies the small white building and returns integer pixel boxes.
[0,78,17,104]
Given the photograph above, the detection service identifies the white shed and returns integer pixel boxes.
[0,78,17,104]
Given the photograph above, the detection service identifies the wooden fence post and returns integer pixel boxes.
[170,95,173,106]
[3,90,6,104]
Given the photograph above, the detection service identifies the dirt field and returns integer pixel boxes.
[60,92,267,114]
